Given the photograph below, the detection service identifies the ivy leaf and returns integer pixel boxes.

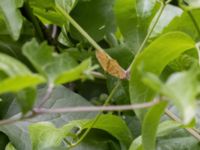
[129,32,195,120]
[55,58,93,84]
[29,122,75,150]
[29,114,132,150]
[23,39,93,83]
[0,0,23,40]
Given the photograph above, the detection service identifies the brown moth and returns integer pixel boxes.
[95,50,127,79]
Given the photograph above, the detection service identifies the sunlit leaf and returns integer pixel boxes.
[5,143,16,150]
[114,0,157,53]
[55,58,93,84]
[0,0,23,40]
[142,101,167,150]
[22,39,83,83]
[142,67,199,124]
[129,32,195,119]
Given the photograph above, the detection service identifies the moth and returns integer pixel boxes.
[95,50,127,79]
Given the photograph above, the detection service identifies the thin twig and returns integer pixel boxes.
[38,83,54,108]
[90,71,107,79]
[0,100,159,126]
[34,100,159,114]
[0,117,21,126]
[0,112,36,126]
[165,109,200,141]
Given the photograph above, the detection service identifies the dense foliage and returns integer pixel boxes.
[0,0,200,149]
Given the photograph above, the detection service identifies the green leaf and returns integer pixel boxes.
[157,120,182,137]
[70,0,116,42]
[129,136,143,150]
[55,0,78,13]
[29,114,132,150]
[32,7,65,26]
[114,0,157,53]
[114,0,141,52]
[150,4,183,38]
[157,128,200,150]
[0,73,43,113]
[142,68,199,124]
[30,0,78,26]
[29,122,74,150]
[0,0,23,40]
[142,101,167,150]
[165,70,199,124]
[16,88,36,114]
[0,86,96,150]
[0,53,45,94]
[0,75,45,94]
[82,114,133,148]
[129,32,195,119]
[29,0,55,9]
[180,0,200,10]
[5,143,16,150]
[136,0,157,18]
[55,58,93,84]
[22,39,77,82]
[163,10,200,40]
[0,53,31,76]
[23,39,95,84]
[75,129,121,150]
[129,120,182,150]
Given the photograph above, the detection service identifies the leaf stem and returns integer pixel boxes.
[34,100,160,114]
[38,83,54,108]
[165,109,200,141]
[127,1,166,73]
[90,71,107,79]
[55,5,104,52]
[69,81,121,148]
[0,97,160,126]
[187,11,200,40]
